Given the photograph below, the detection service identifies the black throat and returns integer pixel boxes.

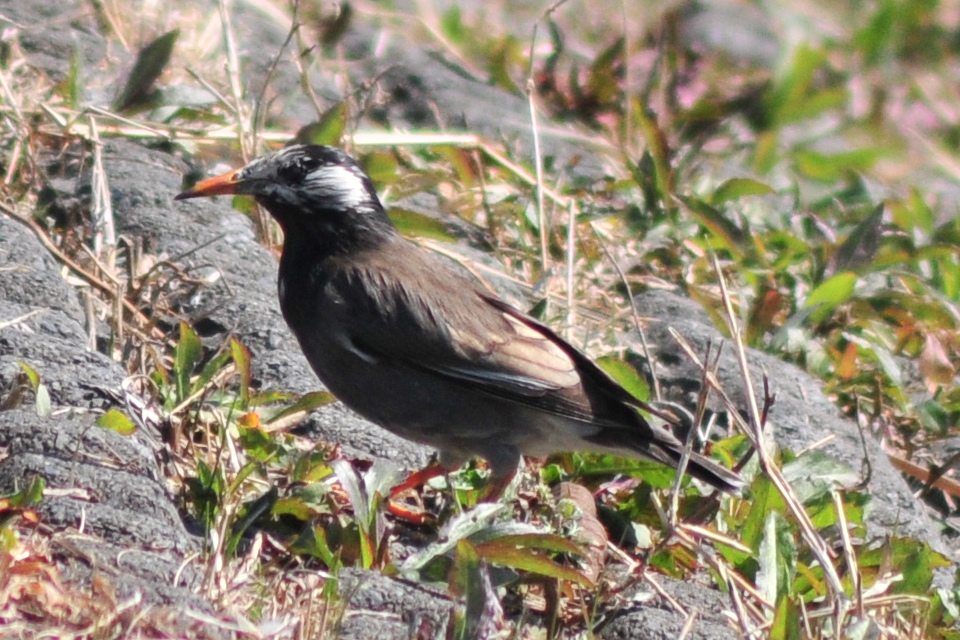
[266,199,397,260]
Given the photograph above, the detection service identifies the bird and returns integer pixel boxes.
[175,144,744,504]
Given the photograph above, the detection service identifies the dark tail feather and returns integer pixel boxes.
[656,443,745,494]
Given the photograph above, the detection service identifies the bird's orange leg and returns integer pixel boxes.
[386,463,447,525]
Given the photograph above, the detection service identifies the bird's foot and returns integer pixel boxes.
[385,464,447,526]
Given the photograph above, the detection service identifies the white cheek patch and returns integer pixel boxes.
[305,164,370,209]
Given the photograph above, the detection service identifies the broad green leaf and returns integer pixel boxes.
[451,539,484,640]
[273,496,317,521]
[854,0,895,65]
[96,409,137,435]
[769,595,802,640]
[677,195,748,256]
[230,338,252,407]
[804,271,857,323]
[473,541,591,587]
[711,177,774,206]
[895,541,949,595]
[845,332,903,387]
[794,148,884,182]
[289,525,339,569]
[174,321,202,400]
[114,29,179,112]
[635,106,673,200]
[18,362,41,390]
[331,459,369,527]
[740,476,787,552]
[858,538,950,595]
[388,208,459,242]
[226,486,277,557]
[568,452,677,488]
[363,151,400,187]
[765,44,844,128]
[267,391,337,425]
[757,511,796,606]
[7,475,45,508]
[440,5,465,42]
[781,450,859,503]
[293,102,347,147]
[478,533,582,556]
[595,357,650,403]
[195,348,232,393]
[830,204,884,273]
[757,511,779,608]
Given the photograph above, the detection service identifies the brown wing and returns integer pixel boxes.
[333,239,652,433]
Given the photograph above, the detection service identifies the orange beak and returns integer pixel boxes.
[174,169,243,200]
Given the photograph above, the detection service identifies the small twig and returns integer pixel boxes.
[0,308,47,331]
[524,0,570,277]
[639,570,688,617]
[0,202,163,340]
[218,0,253,162]
[710,251,848,607]
[677,609,699,640]
[589,222,663,402]
[834,490,862,617]
[86,105,170,139]
[88,115,117,272]
[564,199,576,340]
[852,393,874,492]
[185,69,234,110]
[253,0,302,141]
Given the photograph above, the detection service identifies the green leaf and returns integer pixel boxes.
[440,5,465,42]
[195,348,233,393]
[114,29,179,112]
[858,538,950,595]
[710,177,774,206]
[781,450,859,503]
[769,595,803,640]
[473,541,591,587]
[830,204,884,273]
[267,391,337,425]
[793,148,884,182]
[388,208,460,242]
[764,44,845,128]
[450,539,483,640]
[7,475,45,508]
[295,525,339,569]
[635,106,673,201]
[174,321,202,401]
[740,476,787,552]
[677,195,749,256]
[362,151,400,187]
[96,409,137,435]
[804,272,857,323]
[478,533,582,556]
[595,357,650,403]
[230,338,252,407]
[569,452,677,488]
[293,102,347,147]
[757,511,796,606]
[18,362,41,390]
[854,0,895,66]
[226,486,277,557]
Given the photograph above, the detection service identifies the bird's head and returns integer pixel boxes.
[175,145,386,232]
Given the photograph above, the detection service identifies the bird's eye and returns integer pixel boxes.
[277,160,310,184]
